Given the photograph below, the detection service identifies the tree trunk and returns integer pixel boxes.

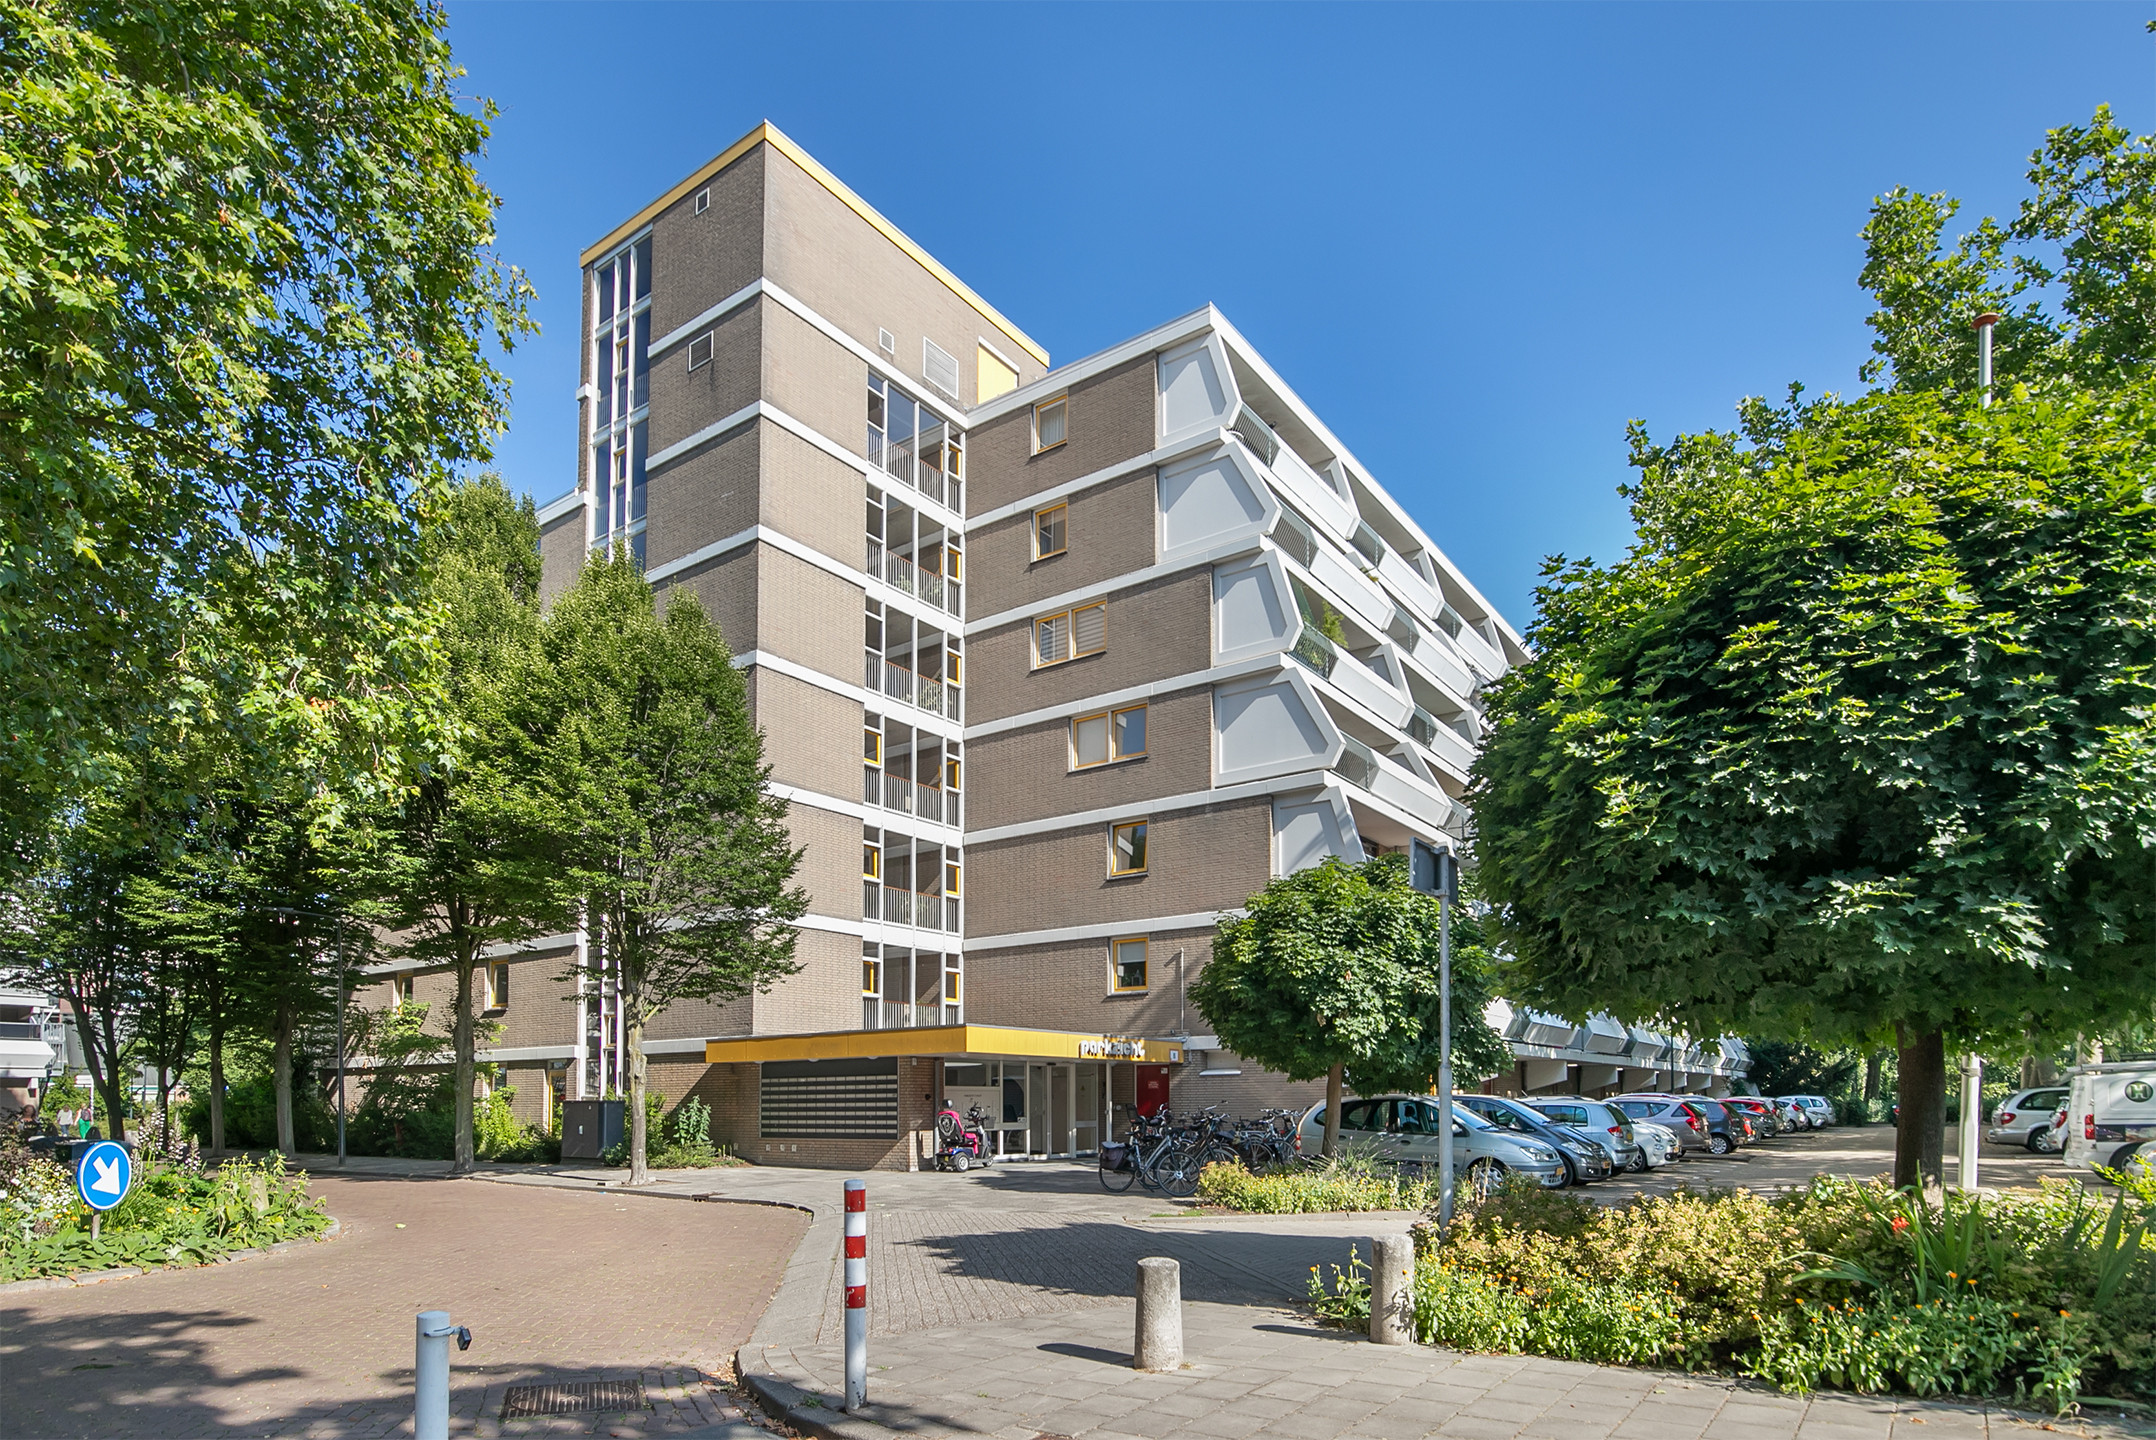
[1322,1063,1343,1159]
[158,1063,172,1153]
[60,984,129,1144]
[1894,1022,1946,1191]
[627,1008,648,1186]
[207,1004,227,1156]
[272,998,295,1156]
[1864,1052,1883,1105]
[452,925,476,1174]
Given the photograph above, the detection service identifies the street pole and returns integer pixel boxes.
[1974,311,1999,408]
[334,925,349,1168]
[1435,847,1457,1240]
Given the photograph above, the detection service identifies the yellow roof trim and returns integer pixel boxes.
[579,121,1049,368]
[703,1023,1182,1066]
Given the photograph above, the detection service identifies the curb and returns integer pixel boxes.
[0,1215,344,1295]
[739,1364,961,1440]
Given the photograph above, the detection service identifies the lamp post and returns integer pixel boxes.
[1411,838,1461,1238]
[1955,308,2000,1194]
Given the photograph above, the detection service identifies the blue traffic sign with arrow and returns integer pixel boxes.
[76,1139,132,1212]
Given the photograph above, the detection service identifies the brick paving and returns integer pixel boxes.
[0,1172,804,1438]
[752,1299,2151,1440]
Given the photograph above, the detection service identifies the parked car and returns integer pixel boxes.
[1725,1097,1781,1137]
[1688,1097,1750,1149]
[1632,1120,1682,1168]
[1617,1093,1742,1155]
[1295,1096,1570,1195]
[1521,1097,1645,1174]
[1452,1094,1614,1184]
[1988,1087,2068,1152]
[1783,1095,1836,1128]
[1611,1096,1707,1154]
[1772,1099,1809,1131]
[2061,1065,2156,1174]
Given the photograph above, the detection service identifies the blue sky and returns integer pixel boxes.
[445,1,2151,626]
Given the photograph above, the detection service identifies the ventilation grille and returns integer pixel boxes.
[877,327,896,356]
[501,1380,647,1418]
[923,339,959,398]
[761,1071,898,1139]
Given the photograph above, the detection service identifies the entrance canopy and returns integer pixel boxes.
[704,1023,1185,1066]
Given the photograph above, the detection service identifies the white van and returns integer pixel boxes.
[2061,1063,2156,1173]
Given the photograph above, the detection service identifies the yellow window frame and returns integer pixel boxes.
[1033,395,1068,453]
[1110,937,1150,993]
[1033,502,1068,560]
[1109,819,1149,877]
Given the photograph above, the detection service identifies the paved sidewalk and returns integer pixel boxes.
[749,1298,2149,1440]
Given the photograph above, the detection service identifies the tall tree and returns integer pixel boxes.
[0,0,529,868]
[1189,856,1508,1158]
[532,556,806,1186]
[377,475,564,1174]
[1470,112,2156,1189]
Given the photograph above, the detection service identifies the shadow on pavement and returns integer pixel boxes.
[895,1219,1364,1307]
[1037,1341,1130,1366]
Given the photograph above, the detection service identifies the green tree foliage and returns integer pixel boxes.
[1471,110,2156,1190]
[0,0,530,865]
[1189,855,1507,1156]
[532,556,807,1185]
[376,475,565,1173]
[1743,1041,1860,1102]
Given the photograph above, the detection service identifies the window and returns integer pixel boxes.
[394,975,414,1009]
[589,235,651,561]
[1072,702,1146,769]
[1033,601,1106,669]
[945,756,962,790]
[864,726,882,766]
[688,333,713,371]
[485,963,510,1013]
[693,187,710,215]
[946,545,963,583]
[1033,503,1067,560]
[862,842,882,881]
[862,953,881,997]
[978,344,1018,402]
[1109,820,1148,876]
[1033,611,1070,667]
[1033,395,1067,452]
[944,858,962,896]
[1111,938,1148,992]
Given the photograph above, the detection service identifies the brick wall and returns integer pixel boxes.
[655,543,759,654]
[539,511,585,606]
[965,794,1272,941]
[752,922,861,1037]
[966,925,1217,1035]
[645,299,762,461]
[966,353,1155,515]
[968,466,1158,619]
[646,424,759,571]
[967,683,1213,832]
[761,425,866,570]
[646,145,766,343]
[967,569,1213,725]
[762,146,1046,403]
[761,297,868,466]
[748,668,863,805]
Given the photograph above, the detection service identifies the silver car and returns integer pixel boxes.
[1989,1087,2068,1152]
[1523,1097,1645,1173]
[1783,1095,1835,1128]
[1631,1120,1681,1168]
[1297,1096,1569,1196]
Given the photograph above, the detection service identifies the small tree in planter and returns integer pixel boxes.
[1190,855,1508,1156]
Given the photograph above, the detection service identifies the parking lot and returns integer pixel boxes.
[1584,1118,2081,1200]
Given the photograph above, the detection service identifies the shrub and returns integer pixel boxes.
[1198,1156,1437,1214]
[0,1152,330,1281]
[1300,1173,2156,1411]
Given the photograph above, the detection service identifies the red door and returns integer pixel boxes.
[1134,1064,1170,1117]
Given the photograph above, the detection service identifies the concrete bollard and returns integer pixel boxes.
[1134,1257,1183,1372]
[1369,1235,1414,1345]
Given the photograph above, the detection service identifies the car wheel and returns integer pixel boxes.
[1708,1133,1732,1156]
[1627,1149,1649,1174]
[1467,1158,1505,1200]
[2113,1142,2147,1176]
[2030,1127,2059,1155]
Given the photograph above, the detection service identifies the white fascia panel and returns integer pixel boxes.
[1158,444,1275,562]
[1158,332,1239,444]
[538,489,586,525]
[965,911,1237,953]
[1272,786,1361,876]
[1214,667,1339,787]
[967,305,1221,427]
[1212,552,1298,667]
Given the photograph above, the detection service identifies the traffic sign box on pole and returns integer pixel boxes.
[75,1139,132,1241]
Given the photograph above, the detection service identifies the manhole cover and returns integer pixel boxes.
[500,1379,648,1418]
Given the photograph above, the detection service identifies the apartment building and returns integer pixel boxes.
[358,122,1742,1167]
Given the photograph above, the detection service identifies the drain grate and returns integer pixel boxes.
[500,1379,648,1418]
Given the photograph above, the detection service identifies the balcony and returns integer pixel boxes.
[863,1000,943,1029]
[870,772,960,827]
[1408,707,1477,776]
[863,886,961,933]
[1288,623,1338,679]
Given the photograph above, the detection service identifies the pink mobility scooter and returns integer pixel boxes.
[933,1103,993,1171]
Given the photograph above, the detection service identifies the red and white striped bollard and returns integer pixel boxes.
[843,1178,867,1411]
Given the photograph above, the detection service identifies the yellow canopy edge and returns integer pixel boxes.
[703,1024,1183,1066]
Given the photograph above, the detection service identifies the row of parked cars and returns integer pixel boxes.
[1294,1089,1838,1193]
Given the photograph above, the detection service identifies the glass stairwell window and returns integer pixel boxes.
[868,375,964,511]
[588,234,653,566]
[867,487,962,617]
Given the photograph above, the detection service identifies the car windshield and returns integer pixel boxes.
[1452,1105,1494,1131]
